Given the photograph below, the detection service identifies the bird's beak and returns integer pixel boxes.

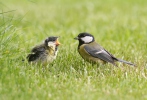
[74,37,79,40]
[55,38,61,46]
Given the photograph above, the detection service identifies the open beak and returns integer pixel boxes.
[55,38,61,46]
[74,37,79,40]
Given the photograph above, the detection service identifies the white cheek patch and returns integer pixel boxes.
[81,36,93,43]
[48,42,55,47]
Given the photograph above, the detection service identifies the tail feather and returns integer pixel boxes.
[117,58,136,66]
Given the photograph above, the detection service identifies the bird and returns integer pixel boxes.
[27,36,60,65]
[74,32,135,67]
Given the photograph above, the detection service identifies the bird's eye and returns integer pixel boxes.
[82,34,86,37]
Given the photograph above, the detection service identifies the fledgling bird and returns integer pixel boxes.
[27,36,60,65]
[74,32,135,67]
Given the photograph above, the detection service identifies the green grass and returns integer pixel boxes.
[1,0,147,100]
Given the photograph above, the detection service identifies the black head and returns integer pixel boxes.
[45,36,60,47]
[74,32,95,45]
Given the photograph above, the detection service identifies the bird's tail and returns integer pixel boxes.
[117,58,136,66]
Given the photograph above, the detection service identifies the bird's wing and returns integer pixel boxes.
[27,53,39,62]
[31,44,45,53]
[84,44,115,63]
[27,46,46,62]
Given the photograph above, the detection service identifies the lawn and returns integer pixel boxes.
[0,0,147,100]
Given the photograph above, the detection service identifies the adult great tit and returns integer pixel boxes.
[27,36,60,65]
[74,32,135,67]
